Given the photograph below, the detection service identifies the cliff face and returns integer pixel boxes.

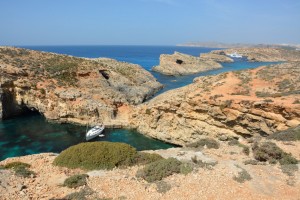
[0,47,162,126]
[199,53,234,63]
[152,52,222,76]
[210,47,300,62]
[130,62,300,145]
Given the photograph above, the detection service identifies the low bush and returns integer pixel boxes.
[4,162,35,178]
[267,126,300,141]
[281,164,299,176]
[4,161,30,169]
[228,139,250,155]
[187,138,220,149]
[252,142,298,165]
[64,174,89,188]
[53,142,137,170]
[131,152,164,166]
[233,166,252,183]
[64,186,94,200]
[156,181,172,193]
[136,158,192,183]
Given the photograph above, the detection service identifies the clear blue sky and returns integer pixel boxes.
[0,0,299,45]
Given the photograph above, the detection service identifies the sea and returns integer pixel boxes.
[0,45,277,160]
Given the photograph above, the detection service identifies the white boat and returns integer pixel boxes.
[227,52,243,58]
[85,125,105,141]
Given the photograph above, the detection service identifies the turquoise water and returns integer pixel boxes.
[1,46,278,160]
[0,113,174,160]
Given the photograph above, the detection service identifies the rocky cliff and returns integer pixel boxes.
[130,62,300,145]
[152,52,222,76]
[200,53,234,63]
[210,47,300,62]
[0,47,162,126]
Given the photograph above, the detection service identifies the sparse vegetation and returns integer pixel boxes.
[64,186,94,200]
[187,138,220,149]
[63,174,89,188]
[156,181,172,193]
[233,165,252,183]
[252,142,298,165]
[281,164,298,176]
[136,158,193,182]
[4,161,35,178]
[53,142,137,170]
[293,99,300,104]
[191,156,217,169]
[268,126,300,141]
[228,139,250,155]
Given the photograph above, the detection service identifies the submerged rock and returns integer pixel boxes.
[152,52,222,76]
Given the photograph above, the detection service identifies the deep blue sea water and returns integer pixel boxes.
[0,45,277,161]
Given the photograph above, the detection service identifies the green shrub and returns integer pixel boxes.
[156,181,172,193]
[4,161,30,169]
[281,164,298,176]
[268,126,300,141]
[64,174,89,188]
[4,162,35,178]
[136,158,192,183]
[228,139,250,155]
[187,138,220,149]
[53,142,137,170]
[131,152,164,166]
[233,166,252,183]
[253,142,298,165]
[64,186,94,200]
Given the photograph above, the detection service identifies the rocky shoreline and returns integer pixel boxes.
[152,51,222,76]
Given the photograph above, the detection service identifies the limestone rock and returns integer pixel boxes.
[130,62,300,145]
[210,47,300,62]
[200,53,234,63]
[152,52,222,76]
[0,47,162,126]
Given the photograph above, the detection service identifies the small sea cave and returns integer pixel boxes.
[176,59,184,64]
[1,88,40,120]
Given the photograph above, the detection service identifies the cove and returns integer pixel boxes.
[0,113,174,161]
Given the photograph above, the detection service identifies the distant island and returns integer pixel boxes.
[177,42,300,50]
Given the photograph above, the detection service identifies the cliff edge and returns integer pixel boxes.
[0,47,162,126]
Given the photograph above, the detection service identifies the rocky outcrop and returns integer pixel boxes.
[152,52,222,76]
[210,47,300,62]
[0,47,162,126]
[200,53,234,63]
[130,62,300,145]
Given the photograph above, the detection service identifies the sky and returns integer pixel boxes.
[0,0,299,45]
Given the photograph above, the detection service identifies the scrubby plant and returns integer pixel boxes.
[281,164,299,176]
[4,161,35,178]
[4,161,30,169]
[156,181,172,193]
[268,126,300,141]
[233,166,252,183]
[187,138,220,149]
[252,142,298,165]
[64,186,94,200]
[136,158,192,183]
[53,142,137,170]
[228,139,250,155]
[131,152,164,166]
[63,174,89,188]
